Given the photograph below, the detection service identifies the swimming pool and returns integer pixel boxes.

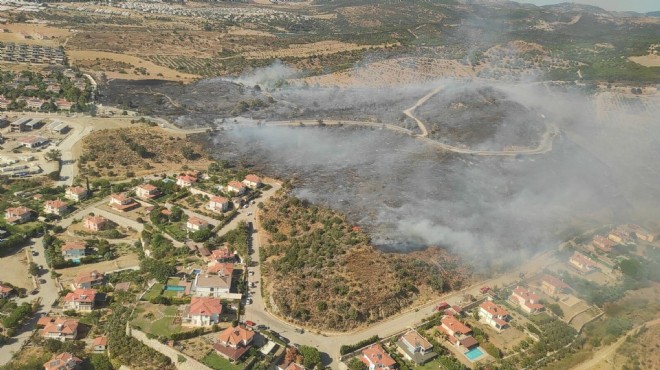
[465,347,484,361]
[164,285,185,291]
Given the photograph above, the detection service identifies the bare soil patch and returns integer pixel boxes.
[629,54,660,67]
[0,248,34,291]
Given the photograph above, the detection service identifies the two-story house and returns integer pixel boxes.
[396,329,437,365]
[84,215,109,232]
[64,289,97,312]
[72,270,104,290]
[242,174,262,188]
[4,206,32,224]
[135,184,161,200]
[192,274,231,298]
[38,317,79,341]
[510,286,544,314]
[182,297,223,327]
[361,344,397,370]
[479,301,510,331]
[43,352,82,370]
[214,325,255,361]
[108,193,138,212]
[226,181,246,195]
[186,216,210,232]
[44,200,69,216]
[65,186,88,202]
[208,196,230,213]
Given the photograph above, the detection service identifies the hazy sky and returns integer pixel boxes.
[516,0,658,13]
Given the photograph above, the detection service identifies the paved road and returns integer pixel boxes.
[0,237,61,366]
[244,239,558,369]
[571,318,660,370]
[56,125,94,187]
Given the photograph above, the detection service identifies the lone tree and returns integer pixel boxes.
[45,149,62,162]
[28,262,39,276]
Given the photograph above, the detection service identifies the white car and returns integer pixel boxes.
[247,212,252,216]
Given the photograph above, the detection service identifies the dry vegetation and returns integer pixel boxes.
[78,126,211,180]
[259,190,470,331]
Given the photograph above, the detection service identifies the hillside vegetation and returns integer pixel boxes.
[259,189,469,330]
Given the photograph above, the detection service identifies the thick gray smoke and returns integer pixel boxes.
[209,80,660,263]
[232,60,300,88]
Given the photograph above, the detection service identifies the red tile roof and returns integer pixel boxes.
[480,301,509,317]
[217,325,254,347]
[65,288,97,303]
[440,315,471,336]
[361,344,396,368]
[189,297,222,316]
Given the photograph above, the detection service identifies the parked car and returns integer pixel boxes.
[257,324,268,330]
[30,289,38,295]
[38,279,46,284]
[248,271,254,276]
[32,251,38,256]
[245,320,256,327]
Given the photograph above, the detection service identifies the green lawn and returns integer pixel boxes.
[142,283,164,301]
[202,352,243,370]
[132,305,181,337]
[416,357,443,370]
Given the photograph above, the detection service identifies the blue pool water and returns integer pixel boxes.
[71,259,81,264]
[465,347,484,361]
[164,285,185,291]
[192,269,201,275]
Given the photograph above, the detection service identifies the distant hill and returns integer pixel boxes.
[646,11,660,17]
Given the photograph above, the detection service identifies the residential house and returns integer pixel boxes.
[38,317,79,341]
[186,216,209,232]
[84,215,109,231]
[608,230,630,244]
[226,181,246,195]
[207,262,234,276]
[183,297,223,327]
[278,361,305,370]
[44,199,69,216]
[135,184,160,200]
[0,96,11,110]
[25,97,45,110]
[540,275,570,296]
[214,325,255,361]
[4,206,32,224]
[438,315,478,351]
[569,252,597,273]
[206,246,235,263]
[242,174,262,188]
[72,270,104,290]
[61,241,86,261]
[55,99,73,111]
[208,196,230,213]
[64,289,97,312]
[92,336,107,352]
[396,329,437,365]
[176,175,196,188]
[0,284,13,298]
[479,301,510,330]
[43,352,82,370]
[510,286,544,314]
[108,193,138,212]
[19,135,49,148]
[624,224,655,242]
[592,235,615,253]
[361,344,397,370]
[65,186,88,202]
[192,273,231,297]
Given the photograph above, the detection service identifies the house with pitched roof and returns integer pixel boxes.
[206,246,236,263]
[64,288,97,312]
[84,215,109,231]
[437,315,479,352]
[192,273,231,297]
[61,241,86,261]
[479,301,510,331]
[135,184,161,200]
[242,174,262,188]
[65,186,88,202]
[72,270,104,290]
[44,199,69,216]
[38,317,79,341]
[214,325,255,361]
[360,344,397,370]
[183,297,223,327]
[226,181,246,195]
[4,206,32,224]
[176,175,196,188]
[208,196,230,213]
[92,336,107,352]
[186,216,209,232]
[510,286,544,314]
[540,275,570,296]
[0,284,14,298]
[396,329,437,365]
[108,193,138,212]
[569,252,597,273]
[43,352,82,370]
